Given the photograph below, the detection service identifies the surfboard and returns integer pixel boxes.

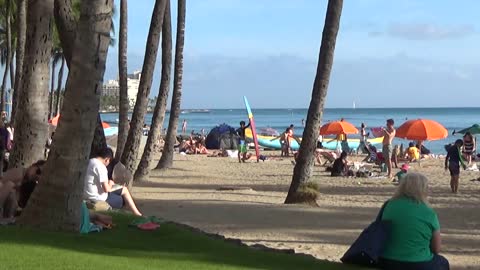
[243,96,260,162]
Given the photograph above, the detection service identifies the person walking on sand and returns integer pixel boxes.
[182,119,187,135]
[236,121,250,163]
[356,123,368,155]
[382,119,396,178]
[445,139,467,193]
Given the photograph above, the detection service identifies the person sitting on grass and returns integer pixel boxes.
[83,147,142,216]
[379,173,449,270]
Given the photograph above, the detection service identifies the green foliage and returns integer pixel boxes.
[100,95,119,112]
[0,214,364,270]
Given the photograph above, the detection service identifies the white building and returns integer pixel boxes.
[102,71,141,109]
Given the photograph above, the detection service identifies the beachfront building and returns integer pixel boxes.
[101,71,141,109]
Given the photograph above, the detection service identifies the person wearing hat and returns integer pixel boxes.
[394,164,410,183]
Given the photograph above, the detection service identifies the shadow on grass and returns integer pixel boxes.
[0,214,366,270]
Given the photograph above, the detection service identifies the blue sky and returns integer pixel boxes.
[17,0,480,109]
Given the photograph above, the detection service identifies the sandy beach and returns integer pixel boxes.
[133,152,480,269]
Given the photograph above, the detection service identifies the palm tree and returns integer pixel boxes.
[120,0,168,185]
[10,0,26,125]
[0,0,12,116]
[156,0,186,170]
[18,0,114,231]
[134,0,172,182]
[115,0,128,159]
[8,0,53,169]
[284,0,343,205]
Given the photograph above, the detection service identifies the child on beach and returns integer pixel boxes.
[236,121,250,163]
[394,163,409,183]
[445,139,467,193]
[406,142,420,162]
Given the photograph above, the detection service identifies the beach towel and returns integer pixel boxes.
[130,216,165,231]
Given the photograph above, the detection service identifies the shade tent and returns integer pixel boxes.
[453,124,480,135]
[205,124,239,150]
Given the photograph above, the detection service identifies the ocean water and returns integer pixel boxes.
[101,107,480,154]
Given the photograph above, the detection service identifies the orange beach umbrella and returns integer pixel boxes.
[320,120,359,135]
[395,119,447,141]
[48,114,110,128]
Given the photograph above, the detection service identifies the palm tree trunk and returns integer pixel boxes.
[11,0,27,125]
[54,56,65,116]
[284,0,343,205]
[18,0,114,231]
[156,0,186,170]
[54,0,107,158]
[1,0,12,117]
[8,0,53,169]
[49,61,57,119]
[115,0,129,159]
[134,1,172,182]
[120,0,168,185]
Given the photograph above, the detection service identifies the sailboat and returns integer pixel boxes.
[353,101,356,110]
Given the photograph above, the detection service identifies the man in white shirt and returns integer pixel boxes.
[84,148,142,216]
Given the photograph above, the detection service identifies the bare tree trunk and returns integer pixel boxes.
[134,1,172,182]
[11,0,27,125]
[156,0,186,170]
[1,0,12,116]
[115,0,129,159]
[18,0,113,231]
[284,0,343,205]
[9,0,53,169]
[49,61,57,119]
[120,0,167,186]
[54,0,107,158]
[54,56,65,116]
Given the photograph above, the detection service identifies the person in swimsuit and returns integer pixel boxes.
[382,119,396,178]
[445,139,467,193]
[462,132,475,165]
[236,121,251,163]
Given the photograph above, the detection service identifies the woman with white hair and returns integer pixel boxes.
[379,173,449,270]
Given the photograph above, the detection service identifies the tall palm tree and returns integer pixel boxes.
[18,0,114,231]
[10,0,26,125]
[120,0,168,185]
[284,0,343,205]
[0,0,12,116]
[134,0,172,182]
[115,0,128,159]
[156,0,186,170]
[8,0,53,169]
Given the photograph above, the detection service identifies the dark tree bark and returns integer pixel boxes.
[11,0,27,125]
[115,0,129,159]
[134,1,172,182]
[284,0,343,204]
[18,0,114,231]
[120,0,168,186]
[9,0,53,169]
[54,56,65,116]
[156,0,186,170]
[54,0,107,158]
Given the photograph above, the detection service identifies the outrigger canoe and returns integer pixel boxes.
[245,129,383,151]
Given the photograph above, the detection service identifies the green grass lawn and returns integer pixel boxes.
[0,214,365,270]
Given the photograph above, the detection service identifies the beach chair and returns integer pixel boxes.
[318,151,337,166]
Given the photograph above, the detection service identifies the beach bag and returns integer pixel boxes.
[341,201,391,267]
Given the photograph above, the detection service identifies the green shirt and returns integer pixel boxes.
[381,197,440,262]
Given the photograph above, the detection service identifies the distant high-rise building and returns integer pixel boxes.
[102,71,141,109]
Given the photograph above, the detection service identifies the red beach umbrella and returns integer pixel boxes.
[395,119,448,141]
[320,120,359,135]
